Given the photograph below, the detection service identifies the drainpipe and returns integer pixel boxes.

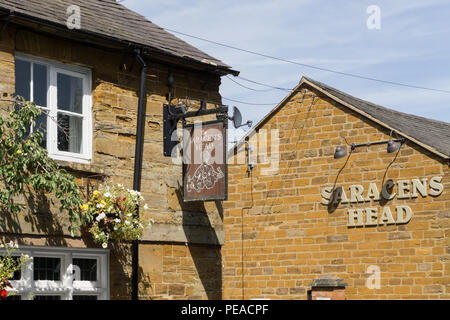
[131,48,147,300]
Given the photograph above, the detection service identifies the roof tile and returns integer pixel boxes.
[305,77,450,158]
[0,0,234,72]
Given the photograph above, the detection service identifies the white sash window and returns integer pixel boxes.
[14,53,93,164]
[1,246,109,300]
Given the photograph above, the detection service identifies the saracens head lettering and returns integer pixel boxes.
[192,131,223,153]
[320,176,444,227]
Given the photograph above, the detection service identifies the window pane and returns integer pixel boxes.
[33,63,48,107]
[73,258,97,281]
[34,111,47,149]
[33,257,61,281]
[57,114,82,153]
[73,295,98,301]
[57,73,83,114]
[15,59,31,101]
[34,295,61,301]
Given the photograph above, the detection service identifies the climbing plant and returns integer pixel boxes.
[0,241,30,299]
[0,97,84,236]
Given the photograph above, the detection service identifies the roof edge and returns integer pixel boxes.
[229,79,303,156]
[230,77,449,160]
[0,8,240,76]
[303,78,449,160]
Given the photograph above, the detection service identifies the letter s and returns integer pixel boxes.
[429,176,443,196]
[321,186,333,205]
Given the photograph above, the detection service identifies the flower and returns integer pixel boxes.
[84,182,147,246]
[0,289,7,299]
[95,213,106,222]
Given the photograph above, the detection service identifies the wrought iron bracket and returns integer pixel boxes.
[163,103,228,156]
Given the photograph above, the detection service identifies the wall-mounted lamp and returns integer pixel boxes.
[386,130,401,153]
[230,139,255,172]
[333,145,347,159]
[245,141,255,172]
[333,130,404,159]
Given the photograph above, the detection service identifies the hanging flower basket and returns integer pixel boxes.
[80,183,151,248]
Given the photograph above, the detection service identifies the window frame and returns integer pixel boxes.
[15,53,93,164]
[0,246,109,300]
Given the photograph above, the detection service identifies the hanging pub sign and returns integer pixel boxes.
[182,119,228,201]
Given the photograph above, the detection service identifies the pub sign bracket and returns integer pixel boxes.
[163,102,228,156]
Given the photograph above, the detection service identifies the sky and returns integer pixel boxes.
[121,0,450,140]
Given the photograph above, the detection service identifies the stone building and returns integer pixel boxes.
[223,77,450,300]
[1,0,448,302]
[0,0,237,300]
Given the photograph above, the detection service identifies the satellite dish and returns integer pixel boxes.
[229,106,252,129]
[231,106,243,129]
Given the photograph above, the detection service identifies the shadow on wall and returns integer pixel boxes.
[0,186,68,247]
[0,174,106,247]
[108,242,152,300]
[175,186,223,300]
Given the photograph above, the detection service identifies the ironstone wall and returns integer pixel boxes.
[0,25,224,300]
[222,88,450,300]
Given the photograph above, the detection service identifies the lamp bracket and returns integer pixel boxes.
[350,138,404,150]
